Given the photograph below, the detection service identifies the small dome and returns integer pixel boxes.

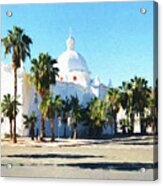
[57,35,89,73]
[92,76,100,86]
[108,79,113,88]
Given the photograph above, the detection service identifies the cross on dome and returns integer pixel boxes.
[66,28,75,50]
[69,27,72,37]
[66,35,75,50]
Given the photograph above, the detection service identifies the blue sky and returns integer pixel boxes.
[1,1,154,87]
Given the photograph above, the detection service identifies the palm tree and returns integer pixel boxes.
[119,81,134,133]
[30,53,59,140]
[62,97,71,137]
[105,88,121,134]
[87,97,107,138]
[154,79,158,134]
[144,97,156,133]
[23,111,37,140]
[70,96,82,139]
[130,76,152,134]
[39,93,63,141]
[119,118,127,134]
[1,94,20,139]
[2,26,32,143]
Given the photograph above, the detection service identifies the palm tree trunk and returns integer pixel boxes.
[95,126,102,139]
[73,122,77,139]
[140,113,145,134]
[114,116,117,135]
[88,123,93,138]
[130,113,134,134]
[155,116,158,134]
[9,118,13,140]
[50,118,55,142]
[40,114,45,141]
[13,68,17,143]
[64,125,66,138]
[31,125,35,141]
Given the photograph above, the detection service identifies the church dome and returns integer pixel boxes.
[57,36,89,73]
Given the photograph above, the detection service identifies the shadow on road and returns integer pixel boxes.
[117,142,158,145]
[3,154,104,159]
[58,162,158,171]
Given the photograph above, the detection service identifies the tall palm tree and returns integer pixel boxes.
[62,97,71,137]
[144,97,156,133]
[119,81,134,133]
[70,96,82,139]
[154,79,158,134]
[39,93,63,141]
[130,76,152,133]
[87,97,107,138]
[105,88,121,134]
[1,94,20,139]
[2,26,32,143]
[23,111,37,141]
[30,53,59,140]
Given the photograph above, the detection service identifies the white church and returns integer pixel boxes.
[1,35,142,138]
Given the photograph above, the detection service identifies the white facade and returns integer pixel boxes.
[1,63,25,136]
[1,35,148,138]
[1,35,112,138]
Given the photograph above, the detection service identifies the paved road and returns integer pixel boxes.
[1,136,158,180]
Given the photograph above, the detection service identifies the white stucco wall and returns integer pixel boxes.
[3,62,146,138]
[1,63,24,136]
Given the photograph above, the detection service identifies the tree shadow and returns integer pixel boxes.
[117,142,158,146]
[112,136,157,142]
[59,141,111,147]
[58,162,158,171]
[4,153,104,159]
[59,137,158,147]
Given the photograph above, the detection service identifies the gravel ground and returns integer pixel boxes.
[1,136,158,181]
